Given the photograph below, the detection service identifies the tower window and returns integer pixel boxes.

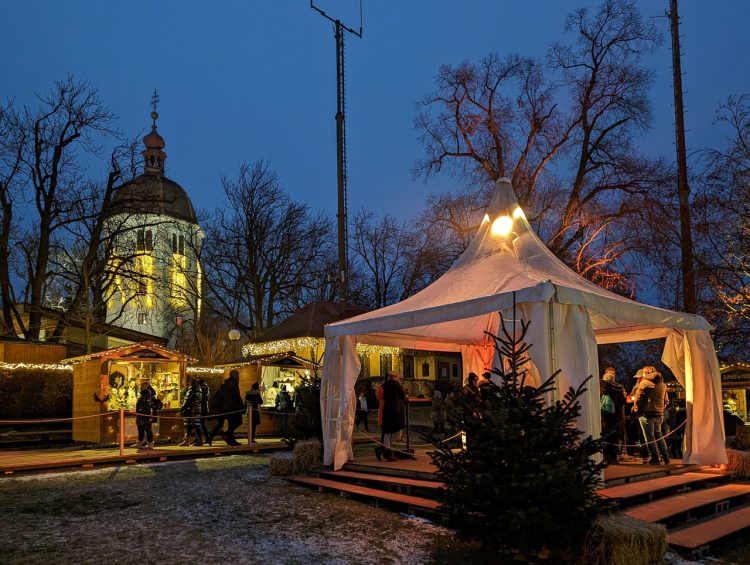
[179,234,184,256]
[136,230,145,252]
[172,233,177,254]
[145,230,153,252]
[137,313,147,325]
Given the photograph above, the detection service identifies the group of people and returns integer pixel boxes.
[599,365,683,466]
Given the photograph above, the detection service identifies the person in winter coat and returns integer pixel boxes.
[209,370,244,446]
[199,379,211,446]
[179,378,203,446]
[355,392,369,432]
[376,371,406,462]
[275,385,293,437]
[245,382,262,442]
[632,366,671,465]
[600,367,627,465]
[133,382,161,450]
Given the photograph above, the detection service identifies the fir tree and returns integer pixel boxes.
[430,307,607,562]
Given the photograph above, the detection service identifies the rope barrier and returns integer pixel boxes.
[0,412,119,424]
[601,418,687,448]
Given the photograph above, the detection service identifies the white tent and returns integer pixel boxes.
[321,178,726,471]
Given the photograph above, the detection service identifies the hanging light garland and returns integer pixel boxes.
[0,362,72,372]
[243,337,400,358]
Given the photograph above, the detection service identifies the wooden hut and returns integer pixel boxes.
[64,342,196,444]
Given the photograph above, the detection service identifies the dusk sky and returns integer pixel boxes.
[3,1,749,221]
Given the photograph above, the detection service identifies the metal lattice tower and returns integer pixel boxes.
[311,1,362,303]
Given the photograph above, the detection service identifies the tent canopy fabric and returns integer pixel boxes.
[321,178,726,470]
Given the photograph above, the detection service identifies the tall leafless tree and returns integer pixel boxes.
[201,161,335,333]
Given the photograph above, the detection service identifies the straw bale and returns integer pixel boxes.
[269,452,296,476]
[293,439,322,474]
[581,514,667,565]
[727,449,750,479]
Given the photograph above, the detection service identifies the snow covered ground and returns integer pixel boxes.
[0,455,748,564]
[0,455,471,564]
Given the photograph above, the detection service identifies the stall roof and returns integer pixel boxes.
[215,351,316,369]
[254,301,368,343]
[62,341,197,364]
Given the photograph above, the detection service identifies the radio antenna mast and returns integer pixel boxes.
[310,1,363,303]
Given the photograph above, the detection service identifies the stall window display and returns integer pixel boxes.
[260,366,307,407]
[107,361,182,411]
[723,389,748,422]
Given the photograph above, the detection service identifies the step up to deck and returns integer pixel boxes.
[625,483,750,523]
[319,470,445,493]
[288,475,442,511]
[667,504,750,551]
[598,472,731,506]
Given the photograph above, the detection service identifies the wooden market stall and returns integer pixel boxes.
[64,342,196,444]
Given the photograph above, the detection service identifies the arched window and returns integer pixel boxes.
[145,230,153,252]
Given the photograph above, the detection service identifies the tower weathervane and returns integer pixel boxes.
[150,89,160,125]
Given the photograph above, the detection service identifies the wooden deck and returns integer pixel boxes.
[288,475,442,512]
[0,439,287,475]
[598,471,732,503]
[625,483,750,523]
[667,505,750,550]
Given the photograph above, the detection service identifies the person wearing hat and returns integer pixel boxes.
[133,381,160,450]
[632,366,671,465]
[600,367,626,465]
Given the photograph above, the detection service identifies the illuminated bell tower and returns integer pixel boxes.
[104,101,204,348]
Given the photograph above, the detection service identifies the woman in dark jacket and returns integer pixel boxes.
[134,382,160,450]
[377,371,406,462]
[179,378,203,446]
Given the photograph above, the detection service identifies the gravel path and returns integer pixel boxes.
[0,455,472,565]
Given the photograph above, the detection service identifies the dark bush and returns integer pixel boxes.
[0,369,72,421]
[285,373,322,446]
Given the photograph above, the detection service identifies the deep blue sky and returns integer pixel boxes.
[2,1,749,221]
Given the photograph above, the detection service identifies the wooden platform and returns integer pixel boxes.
[625,483,750,523]
[598,471,731,504]
[320,469,445,490]
[667,505,750,550]
[0,439,287,475]
[288,475,442,512]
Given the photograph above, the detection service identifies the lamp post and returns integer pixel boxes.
[228,329,241,360]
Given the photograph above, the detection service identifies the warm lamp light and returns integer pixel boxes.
[482,213,490,224]
[512,206,525,220]
[491,216,513,237]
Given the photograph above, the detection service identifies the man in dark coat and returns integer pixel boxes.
[376,370,406,462]
[209,370,244,446]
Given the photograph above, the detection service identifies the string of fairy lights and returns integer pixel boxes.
[243,337,400,358]
[0,362,223,374]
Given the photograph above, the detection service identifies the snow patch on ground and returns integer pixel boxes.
[0,456,461,564]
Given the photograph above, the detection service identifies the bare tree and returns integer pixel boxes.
[202,161,335,332]
[414,0,663,292]
[4,77,117,340]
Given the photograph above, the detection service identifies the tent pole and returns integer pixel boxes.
[548,297,558,403]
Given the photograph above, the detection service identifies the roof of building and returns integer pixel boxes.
[254,301,368,344]
[104,111,198,224]
[106,173,198,223]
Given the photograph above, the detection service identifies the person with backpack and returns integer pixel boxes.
[600,367,626,465]
[632,365,671,465]
[133,381,161,451]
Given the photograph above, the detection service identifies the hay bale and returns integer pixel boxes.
[293,439,322,474]
[727,449,750,479]
[269,452,296,476]
[581,514,667,565]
